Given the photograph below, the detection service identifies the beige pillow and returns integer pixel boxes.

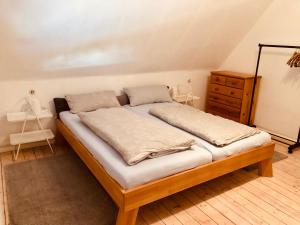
[124,85,172,106]
[66,91,120,113]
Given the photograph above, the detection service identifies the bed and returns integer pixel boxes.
[55,95,275,225]
[59,111,212,189]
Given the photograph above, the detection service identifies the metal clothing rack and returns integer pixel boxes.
[248,43,300,153]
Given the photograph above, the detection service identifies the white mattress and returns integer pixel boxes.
[60,111,212,189]
[124,102,272,161]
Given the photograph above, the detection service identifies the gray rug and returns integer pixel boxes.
[272,151,289,163]
[4,152,117,225]
[244,150,288,171]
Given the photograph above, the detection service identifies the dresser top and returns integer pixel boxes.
[211,70,262,79]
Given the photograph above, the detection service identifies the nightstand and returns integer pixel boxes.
[7,109,54,160]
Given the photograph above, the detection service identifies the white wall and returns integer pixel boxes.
[0,0,271,80]
[0,70,209,148]
[221,0,300,140]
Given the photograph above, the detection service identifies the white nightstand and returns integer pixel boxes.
[7,109,54,160]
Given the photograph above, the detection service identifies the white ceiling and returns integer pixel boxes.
[0,0,273,80]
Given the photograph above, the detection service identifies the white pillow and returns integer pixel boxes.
[124,85,172,106]
[66,91,120,113]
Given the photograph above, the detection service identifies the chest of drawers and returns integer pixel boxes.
[206,71,261,125]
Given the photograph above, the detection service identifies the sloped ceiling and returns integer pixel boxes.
[0,0,273,80]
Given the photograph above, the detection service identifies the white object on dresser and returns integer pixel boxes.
[7,109,54,160]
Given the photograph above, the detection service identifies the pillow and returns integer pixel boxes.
[65,91,120,113]
[124,85,172,106]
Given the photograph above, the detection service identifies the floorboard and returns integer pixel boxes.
[0,143,299,225]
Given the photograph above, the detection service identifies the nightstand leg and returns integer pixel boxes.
[14,144,21,161]
[13,119,27,160]
[36,117,54,154]
[46,138,54,153]
[21,119,27,133]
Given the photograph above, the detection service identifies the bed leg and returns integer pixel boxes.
[258,158,273,177]
[116,207,139,225]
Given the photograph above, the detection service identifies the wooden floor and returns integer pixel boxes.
[0,143,300,225]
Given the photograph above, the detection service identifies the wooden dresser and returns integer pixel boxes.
[206,71,261,125]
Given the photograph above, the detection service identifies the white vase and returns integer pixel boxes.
[27,95,42,115]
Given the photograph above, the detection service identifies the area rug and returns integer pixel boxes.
[4,152,117,225]
[244,150,288,171]
[272,150,289,163]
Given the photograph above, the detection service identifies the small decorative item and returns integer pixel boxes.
[26,89,42,115]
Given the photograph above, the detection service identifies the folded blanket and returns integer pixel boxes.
[149,104,260,146]
[78,108,195,165]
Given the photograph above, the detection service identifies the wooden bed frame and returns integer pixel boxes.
[56,118,275,225]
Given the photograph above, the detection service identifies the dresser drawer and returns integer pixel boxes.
[226,77,245,89]
[208,93,242,109]
[207,101,241,118]
[210,75,226,85]
[209,84,243,99]
[209,84,226,95]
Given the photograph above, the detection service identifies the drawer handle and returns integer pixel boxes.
[230,91,235,95]
[215,88,219,91]
[231,82,237,85]
[216,78,220,81]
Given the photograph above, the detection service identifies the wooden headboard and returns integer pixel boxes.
[116,94,130,106]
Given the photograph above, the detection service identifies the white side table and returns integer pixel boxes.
[7,109,54,160]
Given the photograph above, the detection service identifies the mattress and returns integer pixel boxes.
[60,111,212,189]
[124,102,272,161]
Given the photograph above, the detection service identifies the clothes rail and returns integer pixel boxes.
[248,43,300,153]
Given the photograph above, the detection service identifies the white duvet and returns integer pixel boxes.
[79,107,195,165]
[150,104,260,146]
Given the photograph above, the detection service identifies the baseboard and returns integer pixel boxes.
[257,126,296,144]
[0,139,55,153]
